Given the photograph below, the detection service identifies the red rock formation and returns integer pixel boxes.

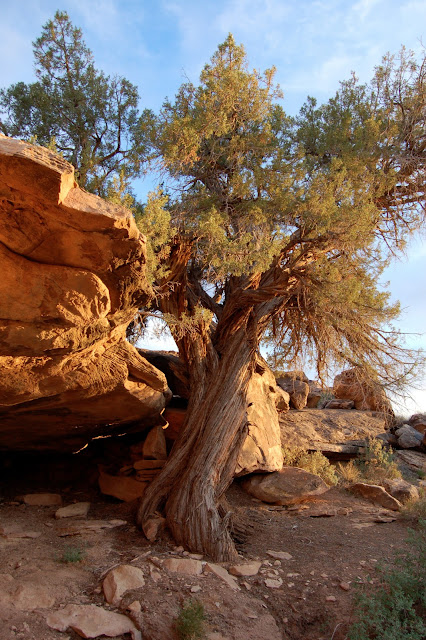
[0,136,170,450]
[333,368,393,414]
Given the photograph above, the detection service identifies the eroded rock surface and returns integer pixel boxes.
[279,409,388,451]
[0,137,169,450]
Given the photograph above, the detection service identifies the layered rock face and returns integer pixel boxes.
[0,137,169,450]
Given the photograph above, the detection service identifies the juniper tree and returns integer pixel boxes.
[136,36,426,561]
[0,11,145,196]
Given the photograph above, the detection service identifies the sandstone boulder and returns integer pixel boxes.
[395,425,424,449]
[382,479,419,504]
[142,425,168,460]
[276,378,309,410]
[407,413,426,434]
[0,137,170,451]
[395,450,426,473]
[333,368,392,414]
[348,483,402,510]
[235,358,284,475]
[241,467,329,505]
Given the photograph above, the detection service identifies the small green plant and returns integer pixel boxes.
[176,599,206,640]
[348,521,426,640]
[59,543,86,564]
[357,437,401,484]
[281,446,338,485]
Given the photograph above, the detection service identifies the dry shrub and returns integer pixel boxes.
[402,489,426,522]
[337,460,362,485]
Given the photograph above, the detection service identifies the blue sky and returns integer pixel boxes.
[1,0,425,413]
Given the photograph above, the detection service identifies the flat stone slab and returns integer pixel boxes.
[55,502,90,519]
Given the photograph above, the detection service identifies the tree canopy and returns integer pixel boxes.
[0,11,146,196]
[139,35,425,390]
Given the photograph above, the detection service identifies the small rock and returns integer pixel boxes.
[264,578,283,589]
[55,502,90,519]
[326,595,337,602]
[229,561,262,577]
[190,585,202,593]
[266,550,293,561]
[163,558,203,576]
[103,565,145,606]
[127,601,141,613]
[339,582,350,591]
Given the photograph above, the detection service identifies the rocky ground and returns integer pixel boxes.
[0,449,423,640]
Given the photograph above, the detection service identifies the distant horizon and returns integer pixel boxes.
[1,0,425,414]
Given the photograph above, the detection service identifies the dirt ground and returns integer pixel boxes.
[0,449,420,640]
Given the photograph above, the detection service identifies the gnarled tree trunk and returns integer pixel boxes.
[137,325,255,561]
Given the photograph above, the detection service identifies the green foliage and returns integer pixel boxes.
[357,437,401,484]
[0,11,145,196]
[281,446,338,485]
[140,34,425,394]
[337,438,402,487]
[348,521,426,640]
[59,543,86,564]
[135,190,175,283]
[175,599,206,640]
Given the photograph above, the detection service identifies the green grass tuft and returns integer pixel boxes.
[176,599,206,640]
[59,543,86,564]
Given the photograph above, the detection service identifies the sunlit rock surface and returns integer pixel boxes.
[0,136,169,450]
